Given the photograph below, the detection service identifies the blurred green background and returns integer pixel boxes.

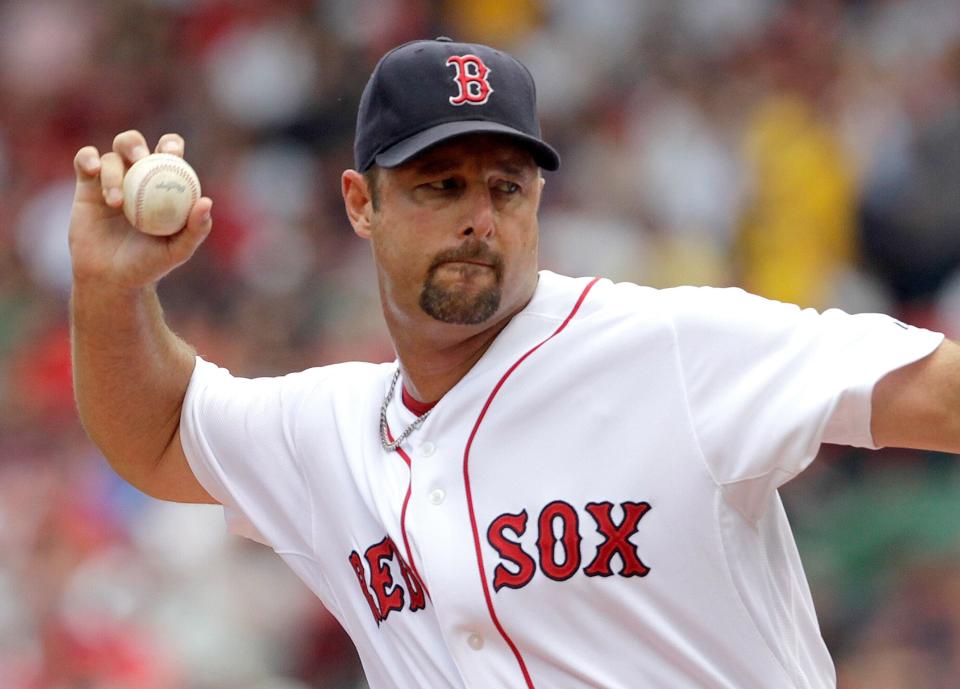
[2,1,960,687]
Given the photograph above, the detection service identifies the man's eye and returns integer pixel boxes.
[427,178,458,191]
[495,181,520,194]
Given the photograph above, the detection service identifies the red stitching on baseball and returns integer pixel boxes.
[134,162,200,231]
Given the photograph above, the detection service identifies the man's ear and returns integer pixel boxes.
[342,169,374,239]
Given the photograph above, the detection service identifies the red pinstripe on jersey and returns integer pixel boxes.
[386,426,432,603]
[462,277,601,689]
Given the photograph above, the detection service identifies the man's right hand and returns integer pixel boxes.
[70,130,213,290]
[70,129,217,505]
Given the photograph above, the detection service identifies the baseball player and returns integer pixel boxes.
[69,38,960,689]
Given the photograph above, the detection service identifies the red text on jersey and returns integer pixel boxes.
[350,535,427,625]
[487,500,652,591]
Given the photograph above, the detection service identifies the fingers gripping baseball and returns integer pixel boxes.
[100,130,150,207]
[167,197,213,266]
[154,133,184,156]
[73,146,104,201]
[69,131,212,289]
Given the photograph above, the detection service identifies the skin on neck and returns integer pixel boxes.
[342,134,544,403]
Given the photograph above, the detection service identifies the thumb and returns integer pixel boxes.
[166,197,214,265]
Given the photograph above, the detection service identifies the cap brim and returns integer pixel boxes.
[373,120,560,171]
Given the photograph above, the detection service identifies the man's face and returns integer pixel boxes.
[365,135,543,329]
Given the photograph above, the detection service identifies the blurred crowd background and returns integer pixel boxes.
[2,0,960,687]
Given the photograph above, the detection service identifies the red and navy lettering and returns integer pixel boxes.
[350,535,428,624]
[486,499,653,591]
[583,501,651,578]
[396,547,427,612]
[446,54,493,105]
[365,537,405,619]
[349,549,384,624]
[488,510,537,591]
[536,501,582,582]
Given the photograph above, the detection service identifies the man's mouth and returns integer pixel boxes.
[442,259,494,268]
[427,241,504,281]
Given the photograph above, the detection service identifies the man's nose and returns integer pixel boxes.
[460,187,496,239]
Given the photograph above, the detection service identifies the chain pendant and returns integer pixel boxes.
[380,368,433,452]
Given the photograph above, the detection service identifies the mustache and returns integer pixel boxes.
[426,241,504,279]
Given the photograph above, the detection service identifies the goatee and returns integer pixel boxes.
[419,241,504,325]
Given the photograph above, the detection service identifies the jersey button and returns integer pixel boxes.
[467,633,484,650]
[428,488,445,505]
[419,441,436,458]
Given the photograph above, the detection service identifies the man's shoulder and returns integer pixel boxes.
[192,357,394,405]
[280,360,394,397]
[527,270,650,317]
[532,270,672,318]
[531,272,787,332]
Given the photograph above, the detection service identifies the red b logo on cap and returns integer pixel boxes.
[446,55,493,106]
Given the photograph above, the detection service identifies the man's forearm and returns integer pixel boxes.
[70,281,196,486]
[872,339,960,453]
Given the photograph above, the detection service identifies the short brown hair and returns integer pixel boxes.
[363,167,380,212]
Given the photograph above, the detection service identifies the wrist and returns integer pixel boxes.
[70,279,160,333]
[71,276,155,302]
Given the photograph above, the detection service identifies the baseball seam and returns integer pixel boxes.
[134,163,201,232]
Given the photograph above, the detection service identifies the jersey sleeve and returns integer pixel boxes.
[180,357,326,553]
[662,287,944,520]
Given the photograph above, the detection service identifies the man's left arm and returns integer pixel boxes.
[872,339,960,453]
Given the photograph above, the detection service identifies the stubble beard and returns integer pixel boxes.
[419,241,504,325]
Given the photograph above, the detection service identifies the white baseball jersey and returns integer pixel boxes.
[180,270,943,689]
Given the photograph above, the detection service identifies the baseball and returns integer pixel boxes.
[122,153,201,236]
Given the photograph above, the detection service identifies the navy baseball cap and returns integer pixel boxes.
[354,37,560,172]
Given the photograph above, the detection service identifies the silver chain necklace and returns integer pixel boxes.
[380,368,433,452]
